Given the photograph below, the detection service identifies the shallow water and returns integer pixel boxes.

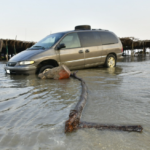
[0,56,150,150]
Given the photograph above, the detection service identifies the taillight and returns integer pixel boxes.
[121,47,123,52]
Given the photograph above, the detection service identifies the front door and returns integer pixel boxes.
[58,32,84,70]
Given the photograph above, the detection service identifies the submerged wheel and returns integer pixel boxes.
[105,54,116,68]
[39,65,54,73]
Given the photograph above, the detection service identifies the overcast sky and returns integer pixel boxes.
[0,0,150,42]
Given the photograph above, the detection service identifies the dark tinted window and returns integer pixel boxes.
[60,33,81,49]
[78,32,101,47]
[99,31,118,45]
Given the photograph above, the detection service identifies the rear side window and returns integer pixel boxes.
[78,32,101,47]
[99,32,118,45]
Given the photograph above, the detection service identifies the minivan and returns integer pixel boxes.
[4,25,123,75]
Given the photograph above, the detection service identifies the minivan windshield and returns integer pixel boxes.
[29,33,65,50]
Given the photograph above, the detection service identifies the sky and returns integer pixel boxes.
[0,0,150,42]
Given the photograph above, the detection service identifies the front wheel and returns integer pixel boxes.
[39,65,54,74]
[105,54,116,68]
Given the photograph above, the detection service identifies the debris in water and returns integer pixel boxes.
[78,121,143,132]
[65,72,88,132]
[38,66,143,133]
[65,71,143,133]
[38,65,70,80]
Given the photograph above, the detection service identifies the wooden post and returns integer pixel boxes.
[131,39,134,56]
[0,39,3,60]
[6,40,8,61]
[14,36,17,54]
[0,39,3,53]
[143,42,145,54]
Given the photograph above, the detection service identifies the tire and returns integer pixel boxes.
[39,65,54,74]
[105,54,116,68]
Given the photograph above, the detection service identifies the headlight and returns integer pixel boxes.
[19,61,34,65]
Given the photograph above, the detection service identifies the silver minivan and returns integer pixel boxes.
[4,25,123,75]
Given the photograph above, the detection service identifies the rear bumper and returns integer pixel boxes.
[4,65,36,75]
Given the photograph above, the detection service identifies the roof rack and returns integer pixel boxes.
[75,25,91,30]
[92,29,102,30]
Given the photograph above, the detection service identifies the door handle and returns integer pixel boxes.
[79,50,83,53]
[85,49,90,53]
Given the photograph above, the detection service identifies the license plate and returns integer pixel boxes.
[6,70,10,74]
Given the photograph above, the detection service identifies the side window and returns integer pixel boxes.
[60,33,81,49]
[99,32,118,45]
[78,32,101,47]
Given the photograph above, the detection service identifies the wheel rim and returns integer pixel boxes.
[108,57,115,67]
[43,68,51,73]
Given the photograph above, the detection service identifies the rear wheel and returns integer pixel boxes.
[39,65,54,74]
[105,54,116,68]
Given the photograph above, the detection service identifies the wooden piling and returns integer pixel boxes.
[131,40,134,56]
[0,39,3,53]
[5,40,8,61]
[14,36,17,54]
[0,39,3,60]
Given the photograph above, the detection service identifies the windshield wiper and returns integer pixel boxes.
[29,46,45,50]
[33,46,45,49]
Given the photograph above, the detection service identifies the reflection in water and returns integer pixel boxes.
[103,66,123,75]
[0,56,150,150]
[121,55,150,62]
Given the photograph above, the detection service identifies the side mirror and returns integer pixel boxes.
[57,43,66,50]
